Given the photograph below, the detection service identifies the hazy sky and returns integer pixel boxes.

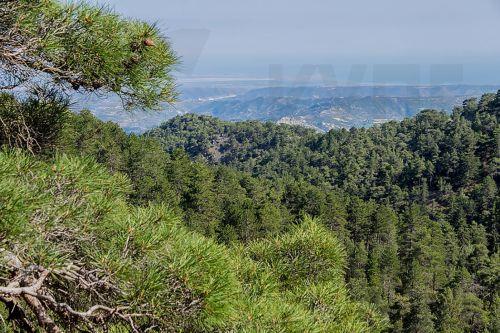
[100,0,500,84]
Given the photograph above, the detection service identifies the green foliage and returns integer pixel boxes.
[0,91,69,153]
[232,218,389,332]
[50,93,499,331]
[55,110,298,240]
[0,149,242,331]
[152,93,499,249]
[1,0,178,109]
[0,150,384,332]
[148,92,500,332]
[247,218,346,289]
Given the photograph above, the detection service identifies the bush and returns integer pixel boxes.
[0,91,68,153]
[0,151,387,332]
[0,150,241,332]
[247,217,346,289]
[232,218,389,332]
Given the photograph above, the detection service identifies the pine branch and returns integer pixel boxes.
[0,251,155,332]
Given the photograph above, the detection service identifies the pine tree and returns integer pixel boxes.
[399,205,442,332]
[1,0,178,109]
[184,162,223,237]
[367,206,400,313]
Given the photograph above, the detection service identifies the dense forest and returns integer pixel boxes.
[0,97,390,331]
[145,92,499,331]
[8,90,494,332]
[0,0,499,332]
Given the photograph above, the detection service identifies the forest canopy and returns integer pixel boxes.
[0,0,499,332]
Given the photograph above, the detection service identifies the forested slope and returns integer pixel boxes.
[0,2,498,328]
[150,92,499,245]
[145,92,500,332]
[1,89,498,331]
[0,149,385,332]
[5,0,495,332]
[26,91,499,331]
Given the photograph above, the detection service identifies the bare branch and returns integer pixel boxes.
[23,293,63,333]
[0,250,154,332]
[0,270,49,296]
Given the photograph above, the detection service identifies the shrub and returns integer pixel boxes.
[0,91,68,153]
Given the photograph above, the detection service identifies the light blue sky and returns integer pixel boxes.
[100,0,500,84]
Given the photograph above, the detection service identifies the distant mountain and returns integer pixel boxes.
[239,85,500,99]
[75,84,500,132]
[193,95,470,131]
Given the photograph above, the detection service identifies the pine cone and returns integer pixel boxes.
[143,38,155,47]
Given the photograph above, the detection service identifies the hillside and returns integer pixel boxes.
[2,90,498,331]
[149,92,499,208]
[191,95,467,131]
[0,150,385,332]
[150,92,499,331]
[1,1,498,331]
[76,84,500,133]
